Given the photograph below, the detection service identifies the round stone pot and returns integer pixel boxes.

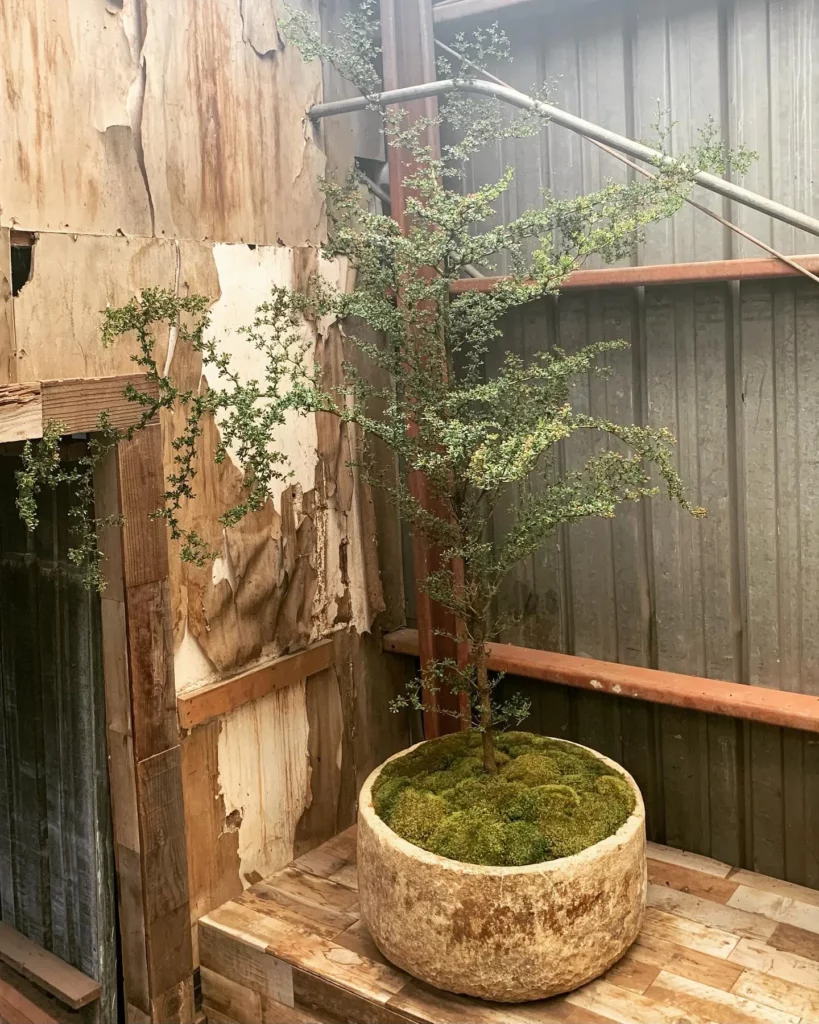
[357,738,646,1003]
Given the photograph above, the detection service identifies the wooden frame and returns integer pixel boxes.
[177,640,334,730]
[0,372,191,1020]
[1,372,344,1021]
[384,628,819,733]
[94,427,194,1024]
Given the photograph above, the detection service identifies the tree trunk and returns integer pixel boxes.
[475,643,497,774]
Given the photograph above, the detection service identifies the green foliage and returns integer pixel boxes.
[371,732,635,866]
[17,12,751,782]
[16,421,124,592]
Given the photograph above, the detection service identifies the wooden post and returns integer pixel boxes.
[380,0,465,736]
[95,425,194,1024]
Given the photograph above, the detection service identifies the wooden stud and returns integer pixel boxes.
[95,433,194,1020]
[176,640,334,729]
[41,374,160,434]
[0,374,159,444]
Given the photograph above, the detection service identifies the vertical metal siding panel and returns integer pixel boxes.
[740,282,782,688]
[632,9,673,265]
[794,282,819,694]
[768,2,819,256]
[728,0,774,258]
[558,294,618,662]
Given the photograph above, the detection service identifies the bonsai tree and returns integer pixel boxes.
[18,10,751,780]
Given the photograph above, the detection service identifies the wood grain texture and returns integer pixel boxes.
[136,747,193,997]
[127,581,177,762]
[198,829,819,1024]
[648,859,740,903]
[40,375,160,435]
[117,425,169,591]
[0,229,15,387]
[0,922,101,1009]
[181,721,242,929]
[0,383,41,442]
[177,640,334,729]
[383,629,819,731]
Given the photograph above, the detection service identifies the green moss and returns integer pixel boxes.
[389,789,447,846]
[372,732,636,867]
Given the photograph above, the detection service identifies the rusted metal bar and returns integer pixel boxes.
[310,79,819,239]
[448,254,819,294]
[433,37,819,289]
[431,0,542,23]
[380,0,465,737]
[384,629,819,734]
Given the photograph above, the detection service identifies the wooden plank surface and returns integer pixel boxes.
[199,829,819,1024]
[0,383,41,442]
[0,922,101,1009]
[41,374,159,434]
[383,629,819,732]
[176,640,334,729]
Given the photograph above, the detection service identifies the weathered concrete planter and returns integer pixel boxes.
[357,738,646,1002]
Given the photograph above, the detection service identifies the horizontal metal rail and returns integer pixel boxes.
[309,79,819,239]
[448,254,819,293]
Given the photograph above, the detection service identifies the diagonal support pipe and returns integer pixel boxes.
[308,78,819,239]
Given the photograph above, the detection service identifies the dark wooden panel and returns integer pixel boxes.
[0,455,117,1022]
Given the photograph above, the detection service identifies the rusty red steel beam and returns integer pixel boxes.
[384,628,819,733]
[450,254,819,295]
[381,0,465,737]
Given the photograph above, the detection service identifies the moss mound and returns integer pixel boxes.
[372,732,636,867]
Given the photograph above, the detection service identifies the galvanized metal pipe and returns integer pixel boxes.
[308,79,819,239]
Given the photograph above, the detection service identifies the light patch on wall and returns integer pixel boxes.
[208,243,319,504]
[176,622,218,695]
[216,681,311,882]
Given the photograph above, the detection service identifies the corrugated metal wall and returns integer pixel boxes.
[431,0,819,881]
[0,455,116,1022]
[459,0,819,265]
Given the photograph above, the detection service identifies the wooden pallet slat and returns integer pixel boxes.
[176,640,334,730]
[0,922,101,1010]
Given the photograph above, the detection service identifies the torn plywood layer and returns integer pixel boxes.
[216,682,311,886]
[11,234,177,381]
[141,0,325,245]
[170,244,376,688]
[0,0,153,236]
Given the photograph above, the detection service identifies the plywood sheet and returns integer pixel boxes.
[216,683,311,886]
[11,234,178,381]
[141,0,325,245]
[0,0,152,236]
